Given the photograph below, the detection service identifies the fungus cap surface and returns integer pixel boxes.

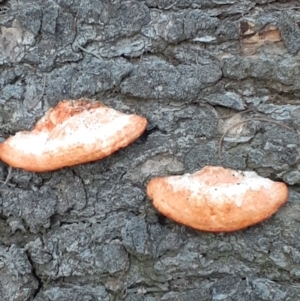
[146,166,288,232]
[0,99,147,172]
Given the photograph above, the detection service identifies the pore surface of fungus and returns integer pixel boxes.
[0,99,147,172]
[147,166,288,232]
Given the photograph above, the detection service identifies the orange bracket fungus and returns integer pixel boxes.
[0,99,147,172]
[147,166,288,232]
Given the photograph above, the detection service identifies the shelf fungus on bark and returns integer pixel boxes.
[0,99,147,172]
[147,166,288,232]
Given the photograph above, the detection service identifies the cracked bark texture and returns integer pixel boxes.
[1,0,300,300]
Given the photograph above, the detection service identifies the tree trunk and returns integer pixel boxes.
[0,0,300,300]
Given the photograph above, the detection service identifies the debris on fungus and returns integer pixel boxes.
[0,99,147,172]
[147,165,288,232]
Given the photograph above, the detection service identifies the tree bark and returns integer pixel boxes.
[0,0,300,300]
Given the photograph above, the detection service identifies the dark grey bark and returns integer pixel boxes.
[0,0,300,300]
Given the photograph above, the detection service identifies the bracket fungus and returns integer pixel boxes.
[147,166,288,232]
[0,99,147,172]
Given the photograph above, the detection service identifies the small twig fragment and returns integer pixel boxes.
[0,166,15,188]
[3,166,12,185]
[76,45,103,61]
